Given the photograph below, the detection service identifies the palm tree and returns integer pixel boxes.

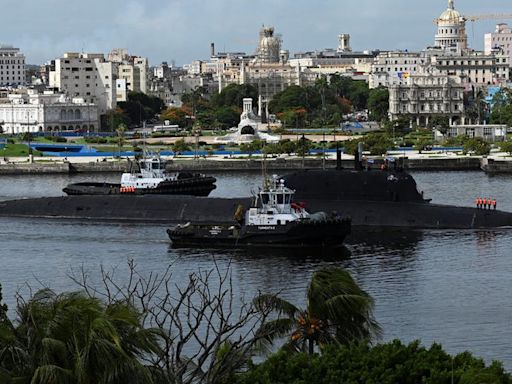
[0,289,161,383]
[254,267,381,355]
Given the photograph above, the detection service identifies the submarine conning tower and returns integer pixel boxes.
[284,169,427,203]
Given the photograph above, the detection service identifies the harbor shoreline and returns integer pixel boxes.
[0,156,494,174]
[0,157,488,175]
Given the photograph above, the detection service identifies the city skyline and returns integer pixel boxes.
[2,0,510,65]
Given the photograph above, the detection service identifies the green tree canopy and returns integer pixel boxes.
[254,267,380,355]
[368,87,389,122]
[463,137,491,156]
[117,92,165,127]
[211,84,258,108]
[214,106,240,129]
[238,340,512,384]
[0,289,160,383]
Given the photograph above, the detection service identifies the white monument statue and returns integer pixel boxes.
[214,98,279,144]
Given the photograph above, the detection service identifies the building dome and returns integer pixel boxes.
[256,26,281,63]
[438,0,461,24]
[434,0,467,51]
[438,9,461,23]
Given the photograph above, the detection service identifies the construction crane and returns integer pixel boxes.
[433,13,512,24]
[464,14,512,22]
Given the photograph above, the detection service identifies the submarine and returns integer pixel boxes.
[1,151,512,230]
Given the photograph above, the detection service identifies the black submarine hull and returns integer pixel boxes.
[0,195,511,229]
[62,175,217,197]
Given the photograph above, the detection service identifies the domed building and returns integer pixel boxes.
[257,26,281,64]
[434,0,468,51]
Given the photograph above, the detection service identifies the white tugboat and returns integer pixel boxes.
[167,175,351,248]
[63,155,216,196]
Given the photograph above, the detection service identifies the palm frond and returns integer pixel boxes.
[31,364,73,384]
[253,294,299,317]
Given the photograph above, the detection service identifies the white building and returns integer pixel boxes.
[369,51,424,89]
[435,124,507,142]
[134,57,149,94]
[485,23,512,65]
[434,0,467,52]
[430,50,509,86]
[49,52,117,114]
[0,90,99,134]
[389,72,465,126]
[118,64,140,96]
[115,78,128,102]
[108,49,149,95]
[0,45,25,86]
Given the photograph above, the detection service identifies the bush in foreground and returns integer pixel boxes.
[238,340,511,384]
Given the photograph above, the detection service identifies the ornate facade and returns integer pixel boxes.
[0,90,98,134]
[389,73,465,126]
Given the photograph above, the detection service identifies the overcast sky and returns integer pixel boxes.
[2,0,510,66]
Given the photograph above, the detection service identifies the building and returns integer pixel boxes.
[108,49,149,95]
[430,50,509,86]
[0,90,99,134]
[433,0,467,52]
[434,124,507,141]
[134,57,149,94]
[369,51,424,88]
[389,72,465,126]
[290,36,377,82]
[0,45,25,86]
[485,23,512,65]
[49,52,117,114]
[118,64,140,98]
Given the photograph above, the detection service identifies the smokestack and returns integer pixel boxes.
[210,43,215,57]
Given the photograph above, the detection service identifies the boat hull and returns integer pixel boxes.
[167,218,351,248]
[1,194,512,230]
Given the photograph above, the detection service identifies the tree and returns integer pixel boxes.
[68,261,281,384]
[415,137,434,153]
[214,106,240,129]
[172,138,190,154]
[490,89,512,126]
[116,123,127,155]
[212,84,258,108]
[368,88,389,122]
[464,137,491,156]
[237,340,512,384]
[240,140,264,156]
[0,288,160,383]
[429,116,450,133]
[102,108,131,131]
[160,107,190,128]
[118,92,165,127]
[500,141,512,155]
[254,267,380,355]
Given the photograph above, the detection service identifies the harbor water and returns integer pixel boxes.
[1,171,512,368]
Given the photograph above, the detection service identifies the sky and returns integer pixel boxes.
[1,0,511,66]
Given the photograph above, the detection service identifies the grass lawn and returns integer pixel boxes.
[1,144,42,157]
[92,145,137,153]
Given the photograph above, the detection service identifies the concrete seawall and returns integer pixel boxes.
[481,158,512,174]
[0,162,70,175]
[0,157,489,175]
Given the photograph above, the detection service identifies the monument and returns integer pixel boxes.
[214,98,279,144]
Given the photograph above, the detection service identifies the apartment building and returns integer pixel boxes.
[0,45,25,86]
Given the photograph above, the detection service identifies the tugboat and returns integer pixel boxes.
[63,155,216,197]
[167,176,351,248]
